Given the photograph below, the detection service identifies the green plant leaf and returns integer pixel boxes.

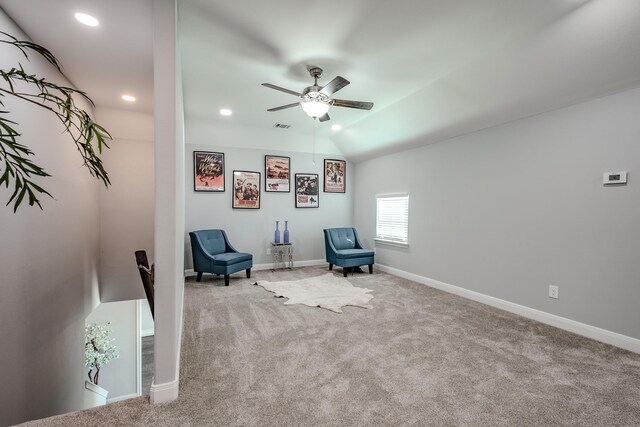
[0,32,112,211]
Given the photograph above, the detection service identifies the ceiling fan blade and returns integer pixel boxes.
[262,83,301,97]
[318,113,330,122]
[267,102,300,112]
[332,99,374,110]
[319,76,350,96]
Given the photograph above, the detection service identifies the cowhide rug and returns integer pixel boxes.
[254,273,374,313]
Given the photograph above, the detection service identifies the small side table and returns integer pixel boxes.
[271,242,293,270]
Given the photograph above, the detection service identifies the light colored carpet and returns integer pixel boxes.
[141,336,154,396]
[17,266,640,426]
[254,272,374,313]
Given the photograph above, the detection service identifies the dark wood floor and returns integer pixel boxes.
[141,335,154,395]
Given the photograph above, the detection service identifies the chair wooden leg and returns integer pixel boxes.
[368,264,373,274]
[329,263,333,271]
[246,268,251,279]
[196,272,203,282]
[343,268,348,277]
[224,275,230,286]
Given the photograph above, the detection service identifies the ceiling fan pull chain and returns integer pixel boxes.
[313,120,317,165]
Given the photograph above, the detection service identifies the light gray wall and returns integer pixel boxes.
[152,0,185,399]
[85,301,139,400]
[185,117,344,156]
[0,11,101,426]
[185,144,353,268]
[141,300,155,334]
[96,108,154,303]
[354,87,640,340]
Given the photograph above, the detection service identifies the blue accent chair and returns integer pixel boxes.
[323,227,375,277]
[189,229,253,286]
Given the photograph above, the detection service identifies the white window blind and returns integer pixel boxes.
[376,193,409,245]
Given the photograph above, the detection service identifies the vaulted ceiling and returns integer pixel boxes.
[0,0,154,113]
[3,0,640,161]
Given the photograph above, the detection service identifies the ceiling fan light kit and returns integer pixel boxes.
[262,66,373,123]
[300,93,331,118]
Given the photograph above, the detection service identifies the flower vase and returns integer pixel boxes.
[84,380,108,408]
[274,221,280,243]
[283,221,289,243]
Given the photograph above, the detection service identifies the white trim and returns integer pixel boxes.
[375,192,408,198]
[374,239,410,248]
[107,393,138,404]
[283,259,325,268]
[150,376,180,404]
[184,259,326,277]
[376,264,640,354]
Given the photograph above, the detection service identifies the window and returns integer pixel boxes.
[375,193,409,245]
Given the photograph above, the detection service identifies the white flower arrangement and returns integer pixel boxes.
[85,322,119,386]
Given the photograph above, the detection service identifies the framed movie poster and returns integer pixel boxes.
[295,173,319,208]
[194,151,225,192]
[233,170,261,209]
[265,155,290,192]
[324,159,346,193]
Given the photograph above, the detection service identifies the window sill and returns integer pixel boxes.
[374,238,409,248]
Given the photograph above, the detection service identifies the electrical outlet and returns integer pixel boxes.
[549,285,559,299]
[266,248,271,255]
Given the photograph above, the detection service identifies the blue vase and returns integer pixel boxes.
[284,221,289,243]
[274,221,280,243]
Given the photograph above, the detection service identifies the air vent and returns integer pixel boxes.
[273,123,291,129]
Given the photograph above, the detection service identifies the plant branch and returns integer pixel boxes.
[0,32,112,211]
[0,31,62,72]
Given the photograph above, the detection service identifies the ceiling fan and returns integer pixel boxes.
[262,67,373,122]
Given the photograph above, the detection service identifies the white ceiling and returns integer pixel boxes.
[0,0,154,113]
[3,0,640,161]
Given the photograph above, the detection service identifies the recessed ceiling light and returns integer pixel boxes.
[121,94,136,102]
[74,12,99,27]
[220,108,232,116]
[331,124,342,131]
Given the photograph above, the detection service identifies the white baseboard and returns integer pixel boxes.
[376,264,640,354]
[150,376,179,404]
[287,259,326,268]
[107,393,138,404]
[150,315,183,405]
[149,289,184,405]
[184,259,326,277]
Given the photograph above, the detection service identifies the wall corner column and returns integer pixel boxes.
[150,0,185,404]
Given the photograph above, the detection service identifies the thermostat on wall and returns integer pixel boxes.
[603,171,627,185]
